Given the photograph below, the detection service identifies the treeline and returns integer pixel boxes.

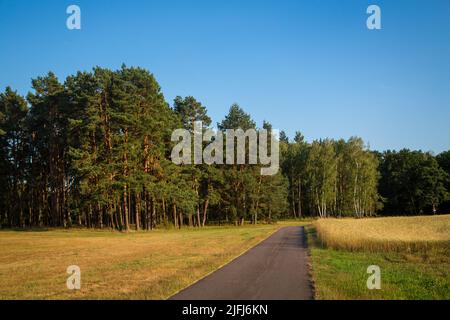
[377,150,450,215]
[0,66,288,229]
[279,134,379,218]
[0,66,449,229]
[280,135,450,218]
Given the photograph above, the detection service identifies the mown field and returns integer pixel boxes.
[308,215,450,300]
[0,224,288,299]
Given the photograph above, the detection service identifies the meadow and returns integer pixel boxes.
[0,224,287,299]
[308,215,450,299]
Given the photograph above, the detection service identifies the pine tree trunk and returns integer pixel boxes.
[172,203,178,228]
[188,214,193,227]
[196,206,201,227]
[135,193,140,231]
[202,199,209,227]
[179,211,183,228]
[162,197,167,223]
[123,186,130,231]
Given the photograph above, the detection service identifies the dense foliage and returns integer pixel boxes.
[280,134,380,218]
[0,66,448,229]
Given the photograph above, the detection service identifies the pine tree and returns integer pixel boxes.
[0,87,29,226]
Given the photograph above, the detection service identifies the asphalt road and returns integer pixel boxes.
[170,226,314,300]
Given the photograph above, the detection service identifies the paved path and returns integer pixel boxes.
[170,226,313,300]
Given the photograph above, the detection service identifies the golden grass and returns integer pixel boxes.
[0,225,286,300]
[314,215,450,253]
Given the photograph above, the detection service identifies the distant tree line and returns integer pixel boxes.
[0,66,449,229]
[279,134,380,218]
[377,150,450,215]
[280,134,449,218]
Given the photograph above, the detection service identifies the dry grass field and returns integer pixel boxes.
[314,215,450,252]
[0,224,285,300]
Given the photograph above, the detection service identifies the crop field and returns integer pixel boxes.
[313,215,450,252]
[308,215,450,299]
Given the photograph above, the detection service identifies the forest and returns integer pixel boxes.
[0,65,449,229]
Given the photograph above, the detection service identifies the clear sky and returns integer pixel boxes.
[0,0,449,153]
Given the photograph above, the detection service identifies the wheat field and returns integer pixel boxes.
[314,215,450,252]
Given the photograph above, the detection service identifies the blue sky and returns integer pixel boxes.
[0,0,449,153]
